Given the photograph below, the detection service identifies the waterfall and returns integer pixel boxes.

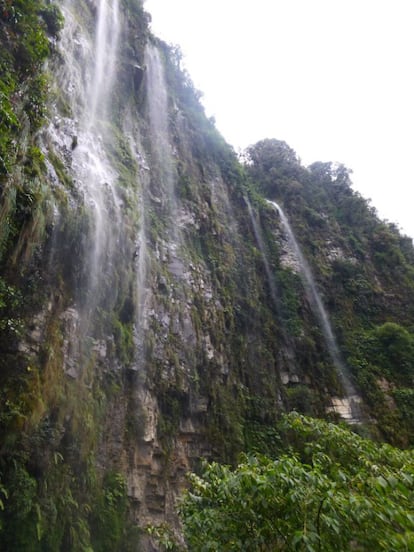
[245,197,279,307]
[49,0,123,316]
[268,201,362,423]
[145,44,178,229]
[88,0,120,124]
[245,196,300,379]
[123,116,151,369]
[145,43,188,286]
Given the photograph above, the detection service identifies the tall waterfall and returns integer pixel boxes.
[145,43,187,285]
[145,44,178,232]
[49,0,123,316]
[269,201,362,422]
[123,118,150,368]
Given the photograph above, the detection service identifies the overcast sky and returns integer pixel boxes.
[144,0,414,239]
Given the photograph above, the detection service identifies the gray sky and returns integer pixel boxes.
[145,0,414,239]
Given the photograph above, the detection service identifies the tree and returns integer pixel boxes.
[245,139,300,173]
[244,139,306,198]
[308,162,353,190]
[180,414,414,551]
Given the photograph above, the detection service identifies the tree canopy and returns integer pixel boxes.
[180,413,414,551]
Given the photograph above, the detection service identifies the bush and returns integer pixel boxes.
[181,414,414,551]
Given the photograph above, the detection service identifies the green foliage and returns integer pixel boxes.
[276,268,303,335]
[370,322,414,376]
[352,322,414,382]
[145,523,181,551]
[0,0,52,144]
[0,446,135,552]
[243,420,282,458]
[181,413,414,551]
[112,317,135,366]
[245,135,414,442]
[0,461,40,550]
[39,3,64,37]
[0,276,22,334]
[394,388,414,436]
[90,472,130,552]
[285,385,315,415]
[157,387,187,452]
[207,383,246,462]
[245,138,305,198]
[0,0,61,270]
[2,0,414,548]
[246,139,300,174]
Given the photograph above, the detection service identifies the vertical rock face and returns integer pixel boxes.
[2,1,414,548]
[6,0,292,540]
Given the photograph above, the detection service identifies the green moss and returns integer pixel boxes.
[48,150,74,191]
[0,0,53,176]
[157,387,186,453]
[90,472,132,552]
[285,385,317,415]
[112,317,135,366]
[0,449,137,551]
[39,3,64,37]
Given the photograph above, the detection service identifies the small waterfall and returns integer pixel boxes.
[245,197,279,307]
[246,196,299,378]
[268,201,362,423]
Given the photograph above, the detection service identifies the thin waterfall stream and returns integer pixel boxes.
[245,196,299,378]
[245,197,279,307]
[268,201,363,423]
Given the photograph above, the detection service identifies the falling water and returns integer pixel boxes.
[50,0,123,314]
[145,43,188,286]
[268,201,362,422]
[145,44,178,226]
[123,115,151,367]
[88,0,120,124]
[245,196,300,379]
[245,197,279,307]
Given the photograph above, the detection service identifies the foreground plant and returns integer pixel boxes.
[180,413,414,551]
